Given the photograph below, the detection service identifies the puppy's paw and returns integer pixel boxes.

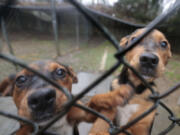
[115,84,134,106]
[89,94,114,110]
[89,85,134,110]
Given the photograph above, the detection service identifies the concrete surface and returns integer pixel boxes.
[73,72,113,135]
[72,72,113,96]
[177,97,180,106]
[152,105,180,135]
[0,97,19,135]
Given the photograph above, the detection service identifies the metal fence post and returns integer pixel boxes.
[75,12,80,48]
[1,16,18,71]
[51,0,60,56]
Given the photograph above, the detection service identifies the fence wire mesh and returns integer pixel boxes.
[0,0,180,135]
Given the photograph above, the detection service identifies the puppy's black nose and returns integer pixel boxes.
[28,88,56,112]
[140,53,159,68]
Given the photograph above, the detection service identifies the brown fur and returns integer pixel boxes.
[88,28,172,135]
[89,84,134,110]
[89,109,116,134]
[0,74,15,96]
[15,125,33,135]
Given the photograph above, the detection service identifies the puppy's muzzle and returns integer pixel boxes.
[139,53,159,78]
[140,53,159,68]
[28,88,56,121]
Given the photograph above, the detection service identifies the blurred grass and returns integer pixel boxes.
[0,36,180,84]
[165,58,180,82]
[72,41,117,72]
[0,38,119,79]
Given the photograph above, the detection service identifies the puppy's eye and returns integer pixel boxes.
[160,41,167,48]
[125,41,128,46]
[55,68,66,78]
[131,37,137,42]
[16,75,27,86]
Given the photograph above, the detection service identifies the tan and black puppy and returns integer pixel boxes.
[0,60,92,135]
[88,28,172,135]
[113,28,171,135]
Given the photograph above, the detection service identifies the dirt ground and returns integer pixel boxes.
[0,32,180,117]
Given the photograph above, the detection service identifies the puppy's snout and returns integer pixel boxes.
[140,53,159,68]
[28,88,56,112]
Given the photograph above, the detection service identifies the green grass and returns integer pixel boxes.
[1,36,180,83]
[165,58,180,82]
[0,39,118,78]
[178,113,180,118]
[165,71,180,81]
[71,40,120,73]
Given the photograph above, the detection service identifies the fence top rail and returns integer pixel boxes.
[0,3,145,28]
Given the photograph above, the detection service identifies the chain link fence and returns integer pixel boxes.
[0,0,180,135]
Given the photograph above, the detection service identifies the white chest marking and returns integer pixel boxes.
[39,115,73,135]
[116,104,139,126]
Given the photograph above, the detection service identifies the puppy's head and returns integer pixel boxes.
[120,28,172,83]
[12,60,77,124]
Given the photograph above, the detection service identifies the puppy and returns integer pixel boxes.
[88,28,172,135]
[0,60,91,135]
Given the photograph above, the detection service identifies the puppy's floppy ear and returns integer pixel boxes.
[168,42,172,59]
[66,66,78,83]
[168,51,172,58]
[120,28,144,47]
[120,35,129,47]
[0,74,16,96]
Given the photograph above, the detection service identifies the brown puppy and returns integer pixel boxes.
[88,28,172,135]
[0,60,91,135]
